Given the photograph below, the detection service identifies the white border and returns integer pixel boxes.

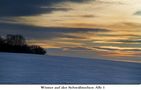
[0,85,141,90]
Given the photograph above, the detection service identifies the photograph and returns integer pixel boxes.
[0,0,141,85]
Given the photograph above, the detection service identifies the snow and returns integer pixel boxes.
[0,52,141,84]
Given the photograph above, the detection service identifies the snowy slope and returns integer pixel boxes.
[0,52,141,84]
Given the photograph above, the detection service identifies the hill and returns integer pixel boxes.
[0,52,141,84]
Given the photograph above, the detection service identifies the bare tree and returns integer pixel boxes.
[6,34,26,46]
[0,36,4,44]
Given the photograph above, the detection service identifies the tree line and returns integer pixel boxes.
[0,34,46,55]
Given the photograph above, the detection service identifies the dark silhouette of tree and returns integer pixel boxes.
[30,45,46,55]
[6,34,26,46]
[0,36,4,44]
[0,34,46,55]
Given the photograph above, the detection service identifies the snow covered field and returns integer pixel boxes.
[0,52,141,84]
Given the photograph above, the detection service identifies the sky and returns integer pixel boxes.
[0,0,141,62]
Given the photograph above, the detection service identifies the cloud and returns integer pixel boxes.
[5,0,140,29]
[0,0,91,17]
[134,11,141,15]
[63,47,93,51]
[97,0,125,4]
[93,46,141,52]
[0,0,45,17]
[115,39,141,43]
[0,22,109,40]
